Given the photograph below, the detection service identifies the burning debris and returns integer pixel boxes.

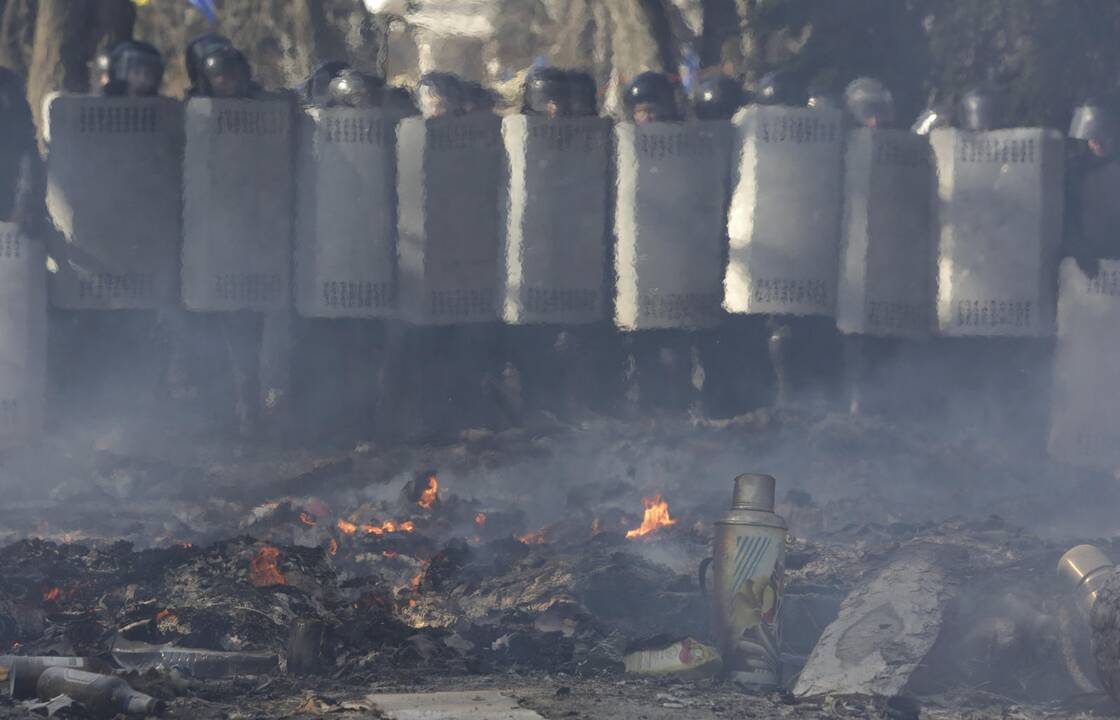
[1,418,1119,720]
[625,495,677,539]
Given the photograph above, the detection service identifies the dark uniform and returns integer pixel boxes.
[745,68,845,411]
[1064,100,1120,276]
[841,77,899,415]
[103,41,163,98]
[929,86,1051,441]
[167,43,292,438]
[291,66,391,442]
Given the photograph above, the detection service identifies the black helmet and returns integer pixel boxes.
[910,105,952,135]
[1069,100,1116,146]
[200,46,252,98]
[756,68,804,107]
[327,69,384,108]
[416,71,464,117]
[692,74,744,120]
[565,70,598,116]
[90,49,113,92]
[462,80,497,114]
[383,86,419,116]
[523,66,569,116]
[959,86,1004,131]
[304,60,351,104]
[185,32,232,86]
[844,76,895,128]
[806,70,843,111]
[107,40,164,97]
[623,71,677,121]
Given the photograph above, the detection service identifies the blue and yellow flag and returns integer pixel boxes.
[132,0,219,25]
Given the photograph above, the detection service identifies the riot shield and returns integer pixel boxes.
[181,98,293,311]
[613,121,730,331]
[930,127,1064,337]
[0,223,46,445]
[725,105,845,317]
[45,95,182,309]
[836,128,934,337]
[1048,258,1120,468]
[294,107,398,318]
[397,114,502,325]
[500,116,610,325]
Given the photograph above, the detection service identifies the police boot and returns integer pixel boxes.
[768,322,792,410]
[842,334,868,416]
[689,342,706,419]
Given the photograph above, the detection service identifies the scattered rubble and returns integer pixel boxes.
[794,543,956,697]
[0,413,1117,718]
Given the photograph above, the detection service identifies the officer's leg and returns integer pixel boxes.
[258,310,293,434]
[842,333,868,415]
[767,318,791,409]
[221,311,264,438]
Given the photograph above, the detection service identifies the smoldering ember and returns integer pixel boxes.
[6,1,1120,719]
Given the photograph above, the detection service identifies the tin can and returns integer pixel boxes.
[701,474,788,687]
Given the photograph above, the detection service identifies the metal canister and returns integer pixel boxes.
[1058,544,1115,616]
[705,473,788,687]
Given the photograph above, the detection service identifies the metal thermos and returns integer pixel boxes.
[36,667,165,717]
[2,656,112,699]
[702,474,788,687]
[1058,544,1114,616]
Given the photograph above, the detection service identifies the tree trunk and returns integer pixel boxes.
[26,0,133,133]
[0,0,36,77]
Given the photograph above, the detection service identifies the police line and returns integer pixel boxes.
[38,94,1067,338]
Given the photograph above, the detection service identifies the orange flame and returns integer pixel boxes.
[328,538,338,556]
[299,512,317,526]
[250,546,287,587]
[475,512,487,526]
[155,609,179,625]
[418,476,439,510]
[625,495,677,538]
[383,550,399,558]
[43,587,60,602]
[409,572,423,590]
[363,519,415,535]
[591,518,603,535]
[517,528,548,545]
[337,519,357,535]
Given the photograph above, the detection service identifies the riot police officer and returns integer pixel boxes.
[301,60,351,105]
[326,69,385,108]
[692,74,744,121]
[623,71,678,124]
[523,66,569,118]
[565,71,598,117]
[755,67,804,107]
[104,41,164,98]
[844,77,895,129]
[911,103,952,135]
[416,72,464,118]
[958,86,1005,131]
[841,77,903,415]
[806,70,843,111]
[198,46,257,99]
[0,68,40,234]
[383,86,419,116]
[462,80,497,115]
[181,42,288,436]
[755,67,844,411]
[89,50,112,95]
[184,32,233,97]
[1065,99,1120,277]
